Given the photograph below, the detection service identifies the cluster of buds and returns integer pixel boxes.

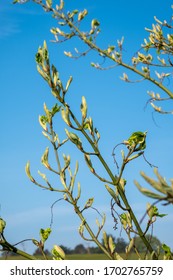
[135,169,173,205]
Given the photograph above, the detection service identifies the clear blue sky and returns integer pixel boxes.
[1,0,173,254]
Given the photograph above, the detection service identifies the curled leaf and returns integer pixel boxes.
[108,236,116,254]
[32,239,39,247]
[78,9,88,21]
[84,197,94,209]
[134,168,173,204]
[40,228,52,243]
[125,238,134,254]
[124,131,147,151]
[61,107,72,126]
[65,76,73,91]
[103,231,108,249]
[134,181,165,199]
[78,221,85,236]
[39,115,48,131]
[76,182,81,201]
[105,184,118,201]
[46,0,52,9]
[84,154,95,173]
[65,129,82,149]
[51,245,65,260]
[91,19,100,29]
[25,161,35,183]
[41,147,51,169]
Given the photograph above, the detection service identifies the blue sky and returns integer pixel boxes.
[0,0,173,255]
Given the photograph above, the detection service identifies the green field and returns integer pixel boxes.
[66,254,110,260]
[0,253,164,260]
[0,254,108,260]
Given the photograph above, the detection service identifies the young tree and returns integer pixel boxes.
[134,235,162,253]
[0,0,173,260]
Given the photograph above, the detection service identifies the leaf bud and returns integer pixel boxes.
[80,96,87,120]
[25,162,35,183]
[51,245,65,260]
[0,218,6,234]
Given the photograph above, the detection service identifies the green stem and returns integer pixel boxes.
[1,237,37,260]
[70,196,114,260]
[68,109,157,258]
[50,122,62,173]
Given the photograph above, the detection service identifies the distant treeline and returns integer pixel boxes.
[33,234,163,256]
[1,235,164,257]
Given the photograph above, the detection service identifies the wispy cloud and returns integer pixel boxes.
[0,2,44,39]
[0,22,21,38]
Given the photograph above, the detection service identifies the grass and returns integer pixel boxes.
[0,253,164,260]
[66,254,110,260]
[0,254,107,260]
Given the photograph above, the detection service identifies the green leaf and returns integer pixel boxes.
[61,107,71,126]
[41,147,50,169]
[103,231,108,249]
[38,170,47,181]
[140,171,166,194]
[80,96,87,120]
[140,169,173,197]
[105,184,118,201]
[83,117,94,134]
[162,243,173,259]
[78,221,85,236]
[70,161,79,190]
[51,103,61,117]
[108,236,116,254]
[56,0,64,11]
[147,203,167,219]
[43,103,51,122]
[91,19,100,29]
[125,238,134,254]
[65,129,82,149]
[162,243,172,255]
[51,66,60,87]
[124,131,147,151]
[13,0,29,4]
[64,51,72,57]
[42,131,51,141]
[84,197,94,209]
[32,239,39,247]
[39,115,48,131]
[76,182,81,201]
[40,228,51,243]
[78,9,88,21]
[0,218,6,234]
[35,51,43,64]
[84,154,95,173]
[101,213,106,227]
[62,154,71,168]
[120,212,132,229]
[65,76,73,91]
[115,252,124,260]
[25,161,35,183]
[46,0,52,9]
[134,180,166,199]
[51,245,65,260]
[37,65,49,81]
